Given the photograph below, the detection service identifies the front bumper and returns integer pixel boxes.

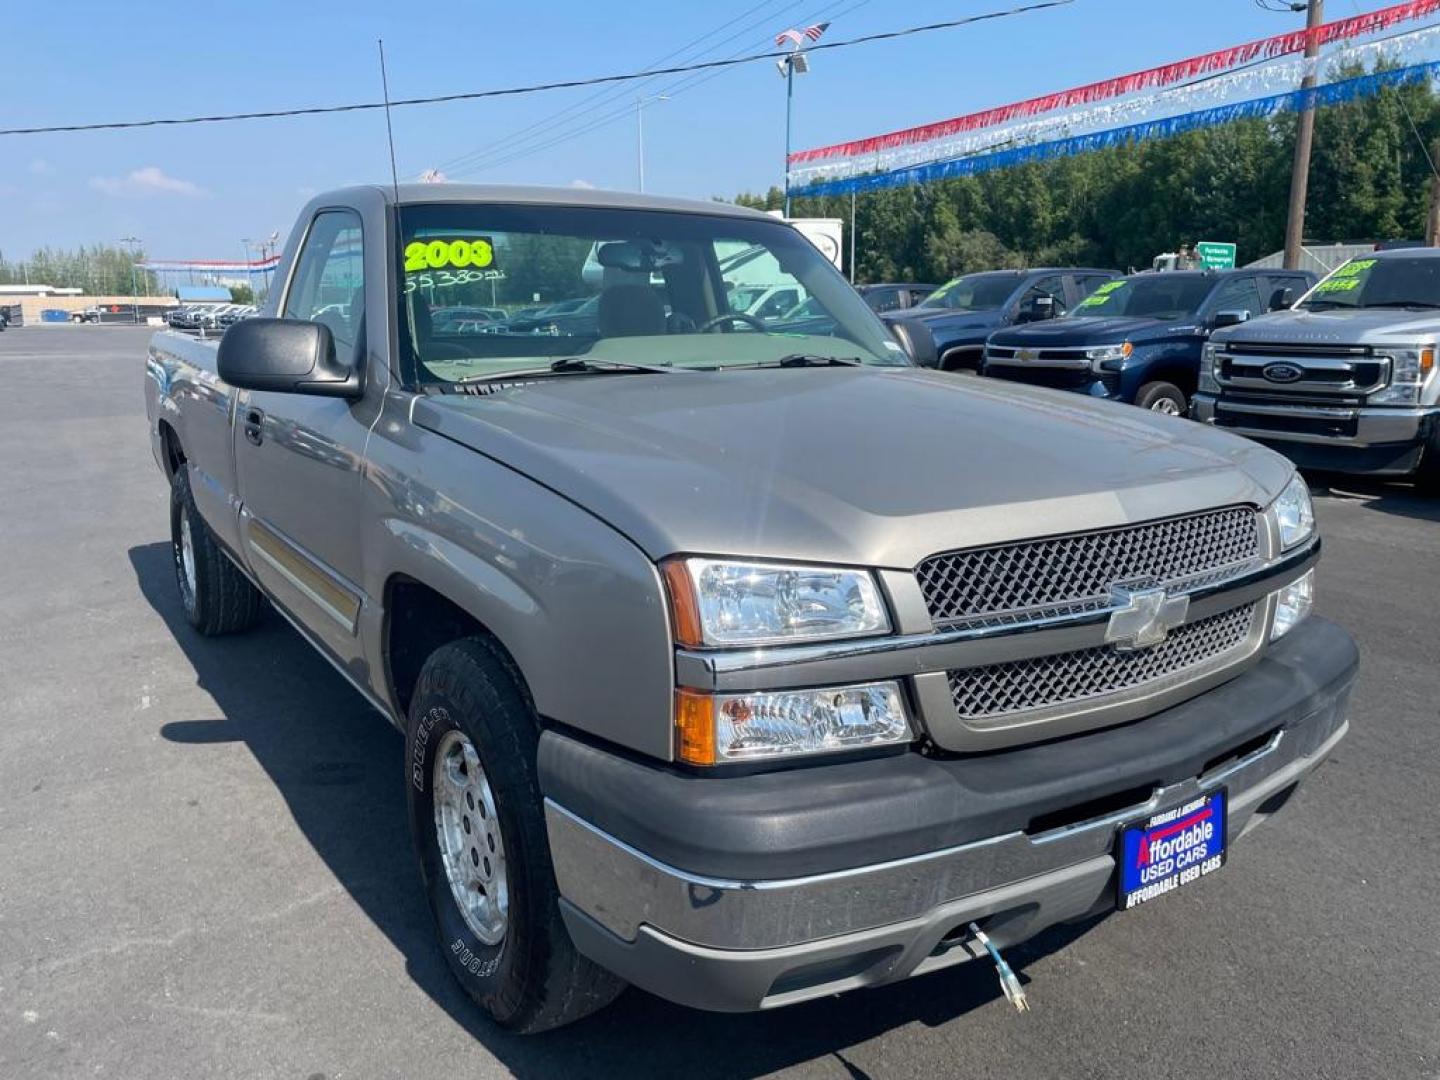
[1193,395,1437,474]
[543,617,1356,1012]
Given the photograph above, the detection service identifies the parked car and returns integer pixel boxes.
[0,309,8,331]
[857,282,937,314]
[727,282,807,321]
[70,307,101,324]
[983,268,1316,415]
[145,183,1353,1033]
[1194,249,1440,488]
[885,268,1119,370]
[218,305,258,328]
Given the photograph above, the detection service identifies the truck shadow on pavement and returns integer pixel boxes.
[1305,473,1440,522]
[130,540,1101,1079]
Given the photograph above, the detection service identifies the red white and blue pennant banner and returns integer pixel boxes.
[790,0,1440,194]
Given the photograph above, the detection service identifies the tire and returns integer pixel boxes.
[1414,426,1440,496]
[170,468,263,635]
[1135,381,1188,416]
[406,638,625,1033]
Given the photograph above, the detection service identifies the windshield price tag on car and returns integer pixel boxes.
[1077,280,1125,308]
[405,238,498,273]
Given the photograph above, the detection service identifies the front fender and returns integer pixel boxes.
[360,425,677,761]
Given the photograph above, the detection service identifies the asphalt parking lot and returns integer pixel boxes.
[1,324,1437,1080]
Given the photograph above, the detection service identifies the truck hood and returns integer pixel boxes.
[990,315,1195,347]
[413,368,1293,567]
[1213,306,1440,346]
[884,307,1003,335]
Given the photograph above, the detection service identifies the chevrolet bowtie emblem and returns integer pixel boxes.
[1104,586,1189,651]
[1016,347,1038,361]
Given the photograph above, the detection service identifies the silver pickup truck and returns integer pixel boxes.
[145,184,1356,1032]
[1194,248,1440,488]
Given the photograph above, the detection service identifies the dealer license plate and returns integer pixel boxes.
[1117,789,1227,910]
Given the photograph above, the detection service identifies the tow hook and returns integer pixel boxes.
[969,922,1031,1013]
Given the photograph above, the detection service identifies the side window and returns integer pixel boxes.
[1262,275,1303,311]
[754,288,800,319]
[1015,274,1067,321]
[283,210,365,362]
[868,288,903,313]
[1207,276,1264,320]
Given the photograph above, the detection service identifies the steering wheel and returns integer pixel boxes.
[697,311,768,334]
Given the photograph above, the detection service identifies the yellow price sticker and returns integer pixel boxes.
[1331,258,1375,278]
[1314,276,1361,293]
[405,237,496,273]
[1077,281,1126,308]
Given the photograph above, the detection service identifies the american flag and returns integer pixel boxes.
[775,22,829,49]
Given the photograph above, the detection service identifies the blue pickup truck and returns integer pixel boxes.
[982,268,1316,415]
[884,267,1118,370]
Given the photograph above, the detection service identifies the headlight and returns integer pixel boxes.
[1370,346,1435,405]
[1200,342,1220,393]
[1271,568,1314,640]
[1086,341,1132,371]
[664,558,890,647]
[675,682,912,764]
[1270,473,1315,551]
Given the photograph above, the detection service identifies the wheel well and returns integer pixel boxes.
[939,345,981,372]
[384,577,524,718]
[1140,364,1198,398]
[158,421,186,481]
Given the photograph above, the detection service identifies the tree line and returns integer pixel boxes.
[0,243,159,295]
[738,70,1440,283]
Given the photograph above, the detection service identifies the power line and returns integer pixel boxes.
[0,2,1076,138]
[436,0,863,177]
[449,0,878,179]
[426,0,808,175]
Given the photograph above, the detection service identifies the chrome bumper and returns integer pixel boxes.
[1193,395,1437,449]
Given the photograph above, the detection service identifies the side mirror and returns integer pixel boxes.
[1032,295,1059,321]
[1267,287,1295,312]
[217,318,361,398]
[1213,309,1251,329]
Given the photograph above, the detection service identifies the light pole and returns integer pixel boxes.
[777,50,811,217]
[635,94,668,193]
[118,236,142,322]
[241,238,255,302]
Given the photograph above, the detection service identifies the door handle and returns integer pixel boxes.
[243,407,265,446]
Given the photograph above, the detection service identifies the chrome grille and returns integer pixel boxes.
[915,507,1261,627]
[948,604,1256,720]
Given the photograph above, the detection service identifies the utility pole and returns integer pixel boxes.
[1427,137,1440,246]
[119,237,142,322]
[783,56,796,216]
[1283,0,1323,270]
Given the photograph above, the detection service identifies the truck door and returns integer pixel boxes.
[232,208,374,664]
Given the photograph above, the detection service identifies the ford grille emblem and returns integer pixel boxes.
[1262,361,1304,384]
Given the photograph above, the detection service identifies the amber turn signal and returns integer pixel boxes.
[661,559,704,648]
[675,689,716,766]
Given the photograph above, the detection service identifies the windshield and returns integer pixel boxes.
[1297,255,1440,310]
[396,204,907,384]
[1072,274,1212,320]
[918,272,1018,311]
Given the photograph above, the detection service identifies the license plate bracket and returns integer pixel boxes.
[1117,789,1227,910]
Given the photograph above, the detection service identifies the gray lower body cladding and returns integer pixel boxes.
[539,617,1356,1012]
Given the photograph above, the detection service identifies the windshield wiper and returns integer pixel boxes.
[774,354,864,367]
[1358,300,1440,310]
[451,356,685,385]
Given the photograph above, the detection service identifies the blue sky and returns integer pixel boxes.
[1,0,1330,261]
